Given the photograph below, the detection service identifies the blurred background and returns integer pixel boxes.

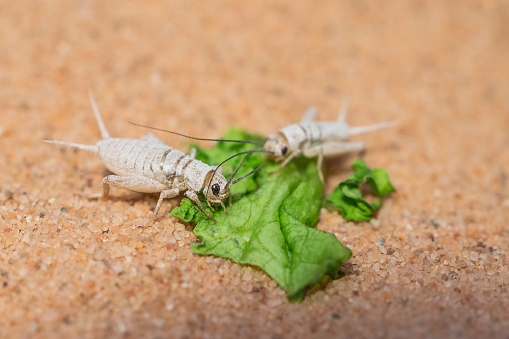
[1,0,508,337]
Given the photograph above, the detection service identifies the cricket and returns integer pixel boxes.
[263,99,396,182]
[44,93,269,222]
[132,98,395,183]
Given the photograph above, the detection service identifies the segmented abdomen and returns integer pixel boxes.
[97,138,179,183]
[280,121,351,151]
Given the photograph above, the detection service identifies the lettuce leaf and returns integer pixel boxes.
[171,128,351,301]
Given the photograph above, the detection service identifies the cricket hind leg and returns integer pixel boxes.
[301,106,319,122]
[89,175,177,217]
[303,141,365,184]
[303,141,365,158]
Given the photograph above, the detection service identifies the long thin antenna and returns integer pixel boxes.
[207,149,274,194]
[229,165,267,187]
[129,122,264,147]
[226,152,253,188]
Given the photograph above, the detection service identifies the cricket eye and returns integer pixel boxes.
[212,183,220,196]
[281,146,288,156]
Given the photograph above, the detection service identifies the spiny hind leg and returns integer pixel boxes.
[100,175,168,195]
[185,191,216,223]
[303,141,365,158]
[301,106,319,122]
[89,175,171,213]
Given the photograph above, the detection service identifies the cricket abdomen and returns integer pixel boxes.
[97,138,176,183]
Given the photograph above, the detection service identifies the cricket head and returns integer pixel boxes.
[264,133,289,161]
[204,168,230,205]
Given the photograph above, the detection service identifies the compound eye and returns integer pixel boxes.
[281,146,288,156]
[212,183,220,196]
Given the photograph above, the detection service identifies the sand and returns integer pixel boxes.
[1,0,508,338]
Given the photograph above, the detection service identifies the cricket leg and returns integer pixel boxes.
[269,150,301,175]
[300,146,325,184]
[185,191,216,223]
[303,141,365,184]
[317,148,325,185]
[89,175,174,215]
[220,200,229,216]
[98,175,168,196]
[303,141,365,158]
[301,106,319,122]
[89,175,149,199]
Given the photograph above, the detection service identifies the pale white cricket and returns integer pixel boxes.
[130,99,395,184]
[264,99,396,182]
[44,94,267,222]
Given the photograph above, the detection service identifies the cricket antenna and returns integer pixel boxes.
[207,149,274,194]
[229,164,267,187]
[225,151,271,189]
[129,122,264,147]
[226,151,254,188]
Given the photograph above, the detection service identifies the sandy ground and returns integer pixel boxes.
[1,0,509,338]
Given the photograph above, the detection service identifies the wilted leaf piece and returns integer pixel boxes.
[324,159,396,221]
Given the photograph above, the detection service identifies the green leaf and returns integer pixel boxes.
[170,197,202,223]
[370,168,396,196]
[324,159,396,221]
[171,128,352,301]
